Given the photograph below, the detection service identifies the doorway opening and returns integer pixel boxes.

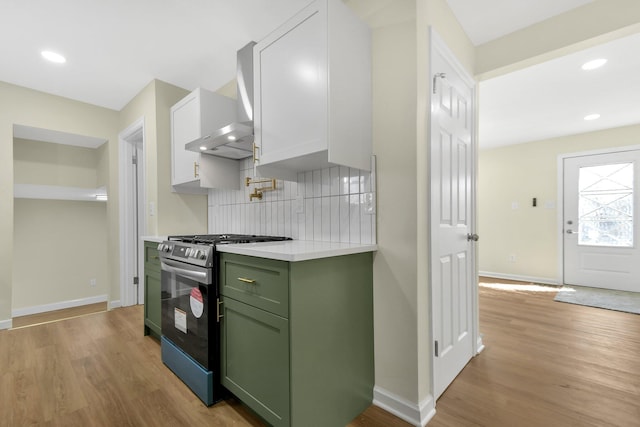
[119,118,146,307]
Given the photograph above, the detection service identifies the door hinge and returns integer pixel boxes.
[132,155,137,165]
[435,340,439,357]
[433,72,446,94]
[133,276,139,285]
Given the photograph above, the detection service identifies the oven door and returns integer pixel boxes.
[161,258,213,370]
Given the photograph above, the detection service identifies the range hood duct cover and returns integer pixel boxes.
[185,41,256,159]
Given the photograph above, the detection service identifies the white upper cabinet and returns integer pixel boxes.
[171,88,240,192]
[253,0,371,181]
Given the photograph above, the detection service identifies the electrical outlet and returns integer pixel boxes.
[90,278,97,287]
[508,254,516,263]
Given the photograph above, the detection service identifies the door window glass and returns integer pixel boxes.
[578,162,633,247]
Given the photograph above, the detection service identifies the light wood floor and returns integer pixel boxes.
[1,280,638,426]
[428,277,640,427]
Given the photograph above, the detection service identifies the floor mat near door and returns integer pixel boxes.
[554,285,640,315]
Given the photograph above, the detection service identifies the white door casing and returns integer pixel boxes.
[118,118,146,307]
[562,148,640,292]
[430,30,479,400]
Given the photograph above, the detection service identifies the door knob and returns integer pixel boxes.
[467,233,479,242]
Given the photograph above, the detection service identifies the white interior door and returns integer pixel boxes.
[563,149,640,292]
[430,33,476,400]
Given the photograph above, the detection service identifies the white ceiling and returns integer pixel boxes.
[479,32,640,150]
[0,0,311,110]
[1,0,637,150]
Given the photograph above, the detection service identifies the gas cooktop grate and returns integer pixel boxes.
[167,234,292,245]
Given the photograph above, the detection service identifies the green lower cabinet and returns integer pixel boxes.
[144,269,161,337]
[220,252,374,427]
[143,241,161,338]
[221,297,290,426]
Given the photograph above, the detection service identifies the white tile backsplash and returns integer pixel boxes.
[208,157,377,244]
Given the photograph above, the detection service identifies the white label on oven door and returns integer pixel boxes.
[190,288,204,318]
[174,308,187,333]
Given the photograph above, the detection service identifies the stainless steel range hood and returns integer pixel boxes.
[185,41,256,160]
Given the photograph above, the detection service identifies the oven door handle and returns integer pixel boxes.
[161,259,211,284]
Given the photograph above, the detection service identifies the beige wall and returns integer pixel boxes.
[0,81,120,323]
[119,80,207,237]
[365,0,475,415]
[13,199,108,309]
[13,138,109,310]
[478,124,640,282]
[1,77,209,322]
[14,138,101,187]
[371,10,419,403]
[120,80,159,235]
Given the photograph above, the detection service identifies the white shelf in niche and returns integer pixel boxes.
[14,184,108,202]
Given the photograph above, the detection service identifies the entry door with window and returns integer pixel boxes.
[563,149,640,292]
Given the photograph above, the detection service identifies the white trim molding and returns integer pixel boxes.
[109,300,122,310]
[479,271,558,286]
[373,386,436,427]
[11,294,108,318]
[0,319,12,330]
[118,117,146,308]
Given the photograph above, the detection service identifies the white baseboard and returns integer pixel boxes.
[373,386,436,426]
[11,294,108,318]
[109,300,121,310]
[479,271,558,286]
[0,319,12,330]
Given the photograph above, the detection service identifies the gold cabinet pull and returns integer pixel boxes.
[194,161,199,178]
[252,143,259,163]
[237,277,256,284]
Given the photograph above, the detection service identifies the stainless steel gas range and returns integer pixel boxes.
[157,234,291,406]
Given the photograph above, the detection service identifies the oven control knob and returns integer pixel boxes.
[165,244,173,253]
[156,243,163,251]
[199,251,207,260]
[186,248,193,257]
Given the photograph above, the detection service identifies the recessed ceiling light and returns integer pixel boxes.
[41,50,66,64]
[227,135,236,141]
[584,114,600,121]
[199,146,207,151]
[581,59,607,70]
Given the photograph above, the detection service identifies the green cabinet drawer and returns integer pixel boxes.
[221,297,290,427]
[220,253,289,318]
[144,268,161,337]
[144,241,161,271]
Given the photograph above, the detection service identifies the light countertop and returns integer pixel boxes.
[216,240,377,262]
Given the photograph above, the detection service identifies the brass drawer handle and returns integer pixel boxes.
[237,277,256,284]
[153,256,159,260]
